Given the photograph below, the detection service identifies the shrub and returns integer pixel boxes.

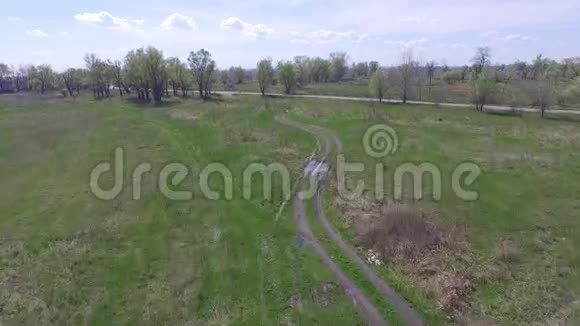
[357,203,442,260]
[442,70,462,84]
[560,78,580,107]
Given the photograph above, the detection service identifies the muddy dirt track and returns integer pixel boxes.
[277,116,423,326]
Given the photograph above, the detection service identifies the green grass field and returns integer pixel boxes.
[0,93,578,324]
[286,98,580,324]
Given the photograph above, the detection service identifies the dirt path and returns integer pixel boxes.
[277,116,423,326]
[219,91,580,116]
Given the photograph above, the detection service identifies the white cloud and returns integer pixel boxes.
[7,16,21,22]
[450,43,468,49]
[220,17,273,40]
[480,30,498,38]
[31,50,55,57]
[497,34,533,42]
[74,11,132,31]
[481,30,534,42]
[132,19,145,25]
[332,0,580,35]
[60,31,70,37]
[26,29,49,38]
[398,15,438,25]
[160,13,196,31]
[384,37,428,48]
[290,29,368,44]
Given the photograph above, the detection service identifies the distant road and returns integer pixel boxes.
[217,91,580,116]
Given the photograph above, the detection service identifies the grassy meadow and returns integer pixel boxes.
[0,92,579,324]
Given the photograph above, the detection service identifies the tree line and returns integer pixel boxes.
[1,46,579,114]
[0,47,219,102]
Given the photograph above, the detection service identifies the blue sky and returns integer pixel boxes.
[2,0,580,71]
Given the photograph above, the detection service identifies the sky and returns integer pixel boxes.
[2,0,580,71]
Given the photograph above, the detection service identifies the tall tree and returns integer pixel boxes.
[369,69,389,103]
[354,62,369,79]
[561,57,580,79]
[125,49,149,101]
[0,63,11,92]
[426,61,436,98]
[277,61,297,94]
[294,56,311,86]
[167,57,187,96]
[369,61,380,75]
[532,62,559,117]
[470,67,496,112]
[309,57,331,82]
[109,60,127,96]
[397,50,418,104]
[62,68,82,96]
[256,58,274,95]
[13,65,29,92]
[530,54,552,80]
[85,53,113,99]
[36,64,54,94]
[188,49,215,99]
[229,66,245,84]
[144,47,166,103]
[471,47,491,77]
[203,60,216,97]
[329,52,348,82]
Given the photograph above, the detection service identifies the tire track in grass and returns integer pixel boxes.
[277,115,423,326]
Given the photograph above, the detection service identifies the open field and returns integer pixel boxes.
[0,94,367,325]
[284,97,580,324]
[1,92,579,324]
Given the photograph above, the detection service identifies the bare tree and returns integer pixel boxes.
[109,60,126,96]
[294,56,311,86]
[14,65,29,92]
[397,50,418,104]
[531,63,558,117]
[472,47,491,77]
[229,66,245,84]
[62,68,82,97]
[369,61,380,75]
[329,52,348,82]
[0,63,11,92]
[415,60,425,101]
[309,57,331,82]
[369,69,389,103]
[426,61,436,98]
[85,53,114,99]
[353,62,369,79]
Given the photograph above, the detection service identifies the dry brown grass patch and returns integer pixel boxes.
[357,204,444,260]
[336,198,473,316]
[168,109,198,122]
